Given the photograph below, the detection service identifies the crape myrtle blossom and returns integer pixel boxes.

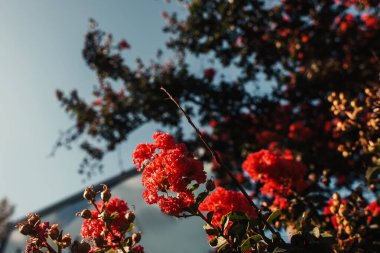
[242,149,307,208]
[80,197,130,246]
[199,187,257,228]
[133,132,206,216]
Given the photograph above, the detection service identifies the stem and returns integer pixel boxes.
[160,87,284,243]
[291,191,321,222]
[196,210,222,234]
[45,242,57,253]
[192,209,236,249]
[92,202,128,253]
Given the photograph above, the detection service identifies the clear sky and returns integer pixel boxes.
[0,0,187,219]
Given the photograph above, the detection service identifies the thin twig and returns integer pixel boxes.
[160,87,284,243]
[45,242,57,253]
[191,208,236,249]
[291,191,322,223]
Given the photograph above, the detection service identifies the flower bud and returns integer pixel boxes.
[27,213,41,226]
[55,89,63,100]
[48,224,60,240]
[132,232,141,244]
[62,234,72,248]
[206,179,215,192]
[83,186,96,202]
[338,204,348,217]
[100,184,111,202]
[308,173,317,182]
[344,225,353,235]
[321,177,330,186]
[125,211,135,223]
[99,210,111,221]
[79,209,92,219]
[17,223,33,235]
[332,192,341,202]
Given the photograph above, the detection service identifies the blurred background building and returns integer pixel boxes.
[0,170,209,253]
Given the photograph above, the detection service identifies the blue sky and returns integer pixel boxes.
[0,0,187,219]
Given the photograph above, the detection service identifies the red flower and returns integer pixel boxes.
[255,131,280,146]
[242,149,307,197]
[204,68,216,81]
[242,150,280,181]
[118,39,131,50]
[133,132,206,216]
[367,201,380,216]
[288,121,312,142]
[366,201,380,223]
[233,36,246,48]
[362,14,379,30]
[80,198,130,245]
[273,196,288,209]
[24,222,51,253]
[131,245,145,253]
[209,119,218,128]
[199,187,257,227]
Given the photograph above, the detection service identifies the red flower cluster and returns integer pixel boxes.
[255,130,280,146]
[323,199,341,229]
[118,39,131,50]
[133,132,206,216]
[366,201,380,223]
[204,68,216,81]
[242,150,307,208]
[288,121,312,142]
[80,197,130,246]
[25,222,51,253]
[199,187,257,227]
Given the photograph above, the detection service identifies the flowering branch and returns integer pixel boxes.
[160,86,284,243]
[90,201,128,253]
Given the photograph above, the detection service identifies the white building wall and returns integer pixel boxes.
[3,174,210,253]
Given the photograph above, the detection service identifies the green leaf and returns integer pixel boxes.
[203,223,219,236]
[126,223,134,233]
[221,211,250,231]
[228,211,250,222]
[189,183,200,191]
[228,223,246,238]
[217,241,229,252]
[267,210,281,224]
[209,237,227,248]
[110,211,120,220]
[206,211,214,222]
[209,237,218,247]
[196,191,209,204]
[310,227,320,238]
[273,247,287,253]
[321,231,333,238]
[365,166,380,184]
[221,214,229,231]
[240,234,263,252]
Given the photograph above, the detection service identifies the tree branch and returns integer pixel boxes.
[160,86,284,243]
